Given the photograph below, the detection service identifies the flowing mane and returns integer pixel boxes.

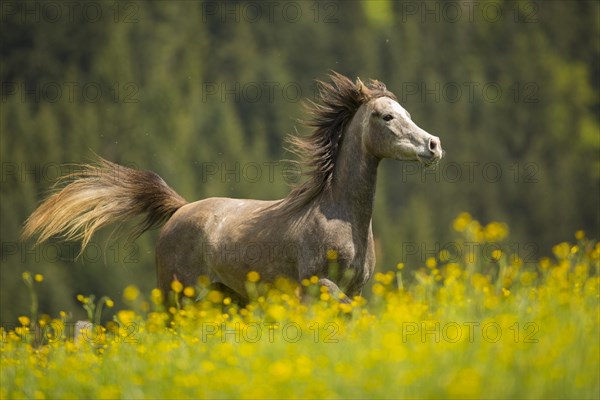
[275,72,397,214]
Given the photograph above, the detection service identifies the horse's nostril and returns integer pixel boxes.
[429,138,438,153]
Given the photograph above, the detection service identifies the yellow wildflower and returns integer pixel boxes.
[453,212,471,232]
[170,280,183,294]
[123,285,140,301]
[247,271,261,283]
[426,257,437,269]
[491,249,503,261]
[326,249,338,261]
[151,288,163,304]
[183,286,195,298]
[116,310,135,325]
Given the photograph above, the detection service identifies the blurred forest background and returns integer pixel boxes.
[1,0,598,322]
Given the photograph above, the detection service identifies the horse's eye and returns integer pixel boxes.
[383,114,394,122]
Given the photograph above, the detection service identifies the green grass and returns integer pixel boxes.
[1,214,599,399]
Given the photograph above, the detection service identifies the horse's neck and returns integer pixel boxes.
[320,113,379,234]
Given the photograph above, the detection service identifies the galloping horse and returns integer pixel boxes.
[22,72,443,303]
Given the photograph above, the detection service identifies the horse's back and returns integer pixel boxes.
[155,197,283,295]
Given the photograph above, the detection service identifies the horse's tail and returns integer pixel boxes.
[21,157,188,250]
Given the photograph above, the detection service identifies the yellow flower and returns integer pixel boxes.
[453,212,471,232]
[18,316,30,326]
[151,288,163,304]
[491,249,503,261]
[38,314,50,327]
[326,249,338,261]
[520,271,537,286]
[105,299,114,308]
[267,304,286,320]
[396,263,405,270]
[183,286,195,298]
[575,230,585,240]
[247,271,261,283]
[484,222,509,242]
[571,245,579,254]
[374,271,394,285]
[170,281,183,294]
[34,274,44,282]
[539,257,552,270]
[426,257,437,269]
[510,255,523,267]
[117,310,135,325]
[123,285,140,301]
[339,302,353,313]
[372,283,385,296]
[439,250,451,263]
[207,290,223,303]
[552,242,570,260]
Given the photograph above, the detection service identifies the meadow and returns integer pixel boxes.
[1,213,598,399]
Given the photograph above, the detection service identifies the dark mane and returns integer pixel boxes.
[274,71,396,214]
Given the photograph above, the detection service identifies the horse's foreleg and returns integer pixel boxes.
[317,278,352,304]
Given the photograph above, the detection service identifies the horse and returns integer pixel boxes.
[22,72,443,304]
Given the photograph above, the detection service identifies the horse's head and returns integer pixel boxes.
[360,81,443,166]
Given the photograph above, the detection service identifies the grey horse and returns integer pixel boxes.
[23,72,443,303]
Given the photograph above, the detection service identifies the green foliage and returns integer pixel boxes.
[1,1,598,322]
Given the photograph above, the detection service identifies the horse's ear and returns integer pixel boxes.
[356,77,368,96]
